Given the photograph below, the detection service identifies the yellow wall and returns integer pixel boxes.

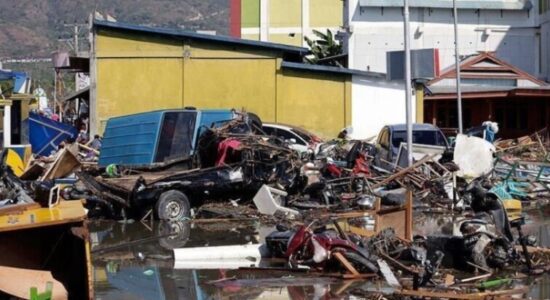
[183,59,277,121]
[269,0,301,28]
[309,0,343,28]
[96,58,183,130]
[278,69,350,137]
[94,29,350,139]
[268,33,303,47]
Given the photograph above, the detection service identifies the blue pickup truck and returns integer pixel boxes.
[78,108,298,221]
[99,109,238,168]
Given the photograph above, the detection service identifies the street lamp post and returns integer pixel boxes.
[404,0,413,166]
[453,0,463,133]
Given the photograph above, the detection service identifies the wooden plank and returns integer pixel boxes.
[378,252,418,275]
[0,266,67,300]
[0,201,86,232]
[0,203,41,216]
[405,189,413,241]
[41,149,80,180]
[19,163,45,181]
[333,252,360,277]
[372,154,437,189]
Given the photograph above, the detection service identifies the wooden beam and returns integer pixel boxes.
[372,154,436,189]
[333,252,360,277]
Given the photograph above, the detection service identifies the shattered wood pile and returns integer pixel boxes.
[495,126,549,162]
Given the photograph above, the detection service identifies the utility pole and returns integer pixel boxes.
[62,22,87,120]
[404,0,413,166]
[63,23,86,88]
[453,0,463,133]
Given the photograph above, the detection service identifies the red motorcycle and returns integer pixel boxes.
[266,222,379,274]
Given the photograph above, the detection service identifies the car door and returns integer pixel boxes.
[375,127,391,169]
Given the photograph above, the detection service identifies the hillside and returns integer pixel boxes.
[0,0,230,59]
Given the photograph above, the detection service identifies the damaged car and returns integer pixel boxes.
[76,109,303,220]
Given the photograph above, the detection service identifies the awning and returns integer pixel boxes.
[61,87,89,102]
[359,0,532,10]
[425,85,550,100]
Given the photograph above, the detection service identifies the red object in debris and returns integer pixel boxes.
[325,163,342,178]
[216,138,242,166]
[352,154,371,177]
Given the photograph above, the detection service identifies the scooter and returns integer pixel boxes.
[266,222,379,274]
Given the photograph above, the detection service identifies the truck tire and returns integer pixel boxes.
[158,220,191,250]
[155,190,191,221]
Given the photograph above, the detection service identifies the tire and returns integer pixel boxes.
[155,190,191,221]
[157,220,191,250]
[341,251,379,274]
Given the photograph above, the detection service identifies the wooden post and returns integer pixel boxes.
[405,189,413,241]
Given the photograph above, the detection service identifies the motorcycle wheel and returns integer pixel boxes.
[340,251,379,274]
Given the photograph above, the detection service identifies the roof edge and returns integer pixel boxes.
[359,0,532,10]
[93,19,309,55]
[281,61,385,78]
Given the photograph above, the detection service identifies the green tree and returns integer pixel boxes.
[304,29,343,67]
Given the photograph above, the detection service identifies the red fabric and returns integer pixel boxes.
[352,154,371,177]
[216,138,242,166]
[325,164,342,178]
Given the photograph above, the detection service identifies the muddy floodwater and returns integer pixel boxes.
[91,205,550,300]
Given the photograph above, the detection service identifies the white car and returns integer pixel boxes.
[262,123,323,156]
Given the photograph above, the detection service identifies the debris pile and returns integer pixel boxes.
[495,127,549,162]
[2,109,550,299]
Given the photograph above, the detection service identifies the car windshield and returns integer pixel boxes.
[391,130,447,148]
[291,128,314,143]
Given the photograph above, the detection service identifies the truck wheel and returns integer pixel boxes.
[155,190,191,221]
[158,220,191,250]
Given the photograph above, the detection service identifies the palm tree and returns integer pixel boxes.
[304,29,343,67]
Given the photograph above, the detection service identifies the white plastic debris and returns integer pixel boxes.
[453,134,495,179]
[173,244,270,269]
[253,185,300,217]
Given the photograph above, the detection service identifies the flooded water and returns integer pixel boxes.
[92,204,550,300]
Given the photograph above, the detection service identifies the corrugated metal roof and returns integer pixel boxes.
[359,0,532,10]
[93,20,309,55]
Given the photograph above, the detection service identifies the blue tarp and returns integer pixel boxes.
[0,70,27,93]
[29,112,77,156]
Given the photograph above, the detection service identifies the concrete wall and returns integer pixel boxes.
[350,75,409,139]
[92,28,351,139]
[347,0,540,75]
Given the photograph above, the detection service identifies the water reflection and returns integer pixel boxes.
[92,205,550,299]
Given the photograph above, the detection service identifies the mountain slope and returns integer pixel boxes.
[0,0,229,59]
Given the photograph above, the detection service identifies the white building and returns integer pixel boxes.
[351,74,407,138]
[345,0,541,78]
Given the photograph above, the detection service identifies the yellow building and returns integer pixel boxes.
[90,20,353,139]
[230,0,344,47]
